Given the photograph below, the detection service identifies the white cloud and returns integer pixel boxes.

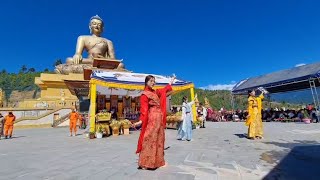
[295,63,306,67]
[200,83,236,91]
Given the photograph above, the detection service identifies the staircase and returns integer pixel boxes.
[15,107,72,123]
[52,113,70,127]
[13,107,72,128]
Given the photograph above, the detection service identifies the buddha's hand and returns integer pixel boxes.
[73,54,83,64]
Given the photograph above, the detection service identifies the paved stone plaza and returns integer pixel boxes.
[1,122,320,180]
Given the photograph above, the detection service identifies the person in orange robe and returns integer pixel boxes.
[4,112,16,139]
[69,109,79,136]
[133,75,174,170]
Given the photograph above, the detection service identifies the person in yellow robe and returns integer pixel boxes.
[245,90,259,139]
[255,92,264,139]
[246,89,265,140]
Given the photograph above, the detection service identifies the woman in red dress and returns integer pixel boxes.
[133,75,174,170]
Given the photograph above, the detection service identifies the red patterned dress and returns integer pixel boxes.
[136,85,172,169]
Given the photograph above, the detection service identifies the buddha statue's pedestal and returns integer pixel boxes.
[55,64,92,75]
[55,58,129,75]
[35,73,86,100]
[21,59,131,109]
[19,73,86,108]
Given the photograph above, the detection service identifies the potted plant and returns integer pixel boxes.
[195,120,201,129]
[110,120,121,136]
[89,132,95,139]
[192,121,196,129]
[120,119,132,135]
[95,126,103,139]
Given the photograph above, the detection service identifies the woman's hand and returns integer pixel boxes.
[169,75,176,85]
[132,120,142,128]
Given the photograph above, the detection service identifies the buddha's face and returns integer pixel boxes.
[89,19,103,35]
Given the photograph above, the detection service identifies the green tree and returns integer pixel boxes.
[0,70,41,99]
[171,89,246,110]
[20,65,27,73]
[28,68,36,73]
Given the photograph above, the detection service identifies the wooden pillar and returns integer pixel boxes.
[190,87,197,121]
[89,82,97,133]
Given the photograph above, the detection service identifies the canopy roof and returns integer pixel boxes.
[90,70,194,96]
[232,62,320,95]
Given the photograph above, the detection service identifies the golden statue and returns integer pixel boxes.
[194,93,199,107]
[55,15,125,74]
[0,88,4,107]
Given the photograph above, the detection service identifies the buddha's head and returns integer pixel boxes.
[89,15,104,35]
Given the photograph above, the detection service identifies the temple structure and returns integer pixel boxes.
[18,15,195,134]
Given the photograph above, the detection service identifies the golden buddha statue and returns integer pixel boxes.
[195,93,199,107]
[0,88,4,107]
[55,15,125,74]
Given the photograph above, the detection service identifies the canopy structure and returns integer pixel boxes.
[232,62,320,109]
[89,70,196,133]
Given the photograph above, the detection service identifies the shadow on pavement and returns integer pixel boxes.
[262,141,320,180]
[234,133,247,139]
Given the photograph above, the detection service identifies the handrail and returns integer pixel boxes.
[14,107,73,123]
[52,113,70,127]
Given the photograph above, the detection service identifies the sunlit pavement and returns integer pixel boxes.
[1,122,320,180]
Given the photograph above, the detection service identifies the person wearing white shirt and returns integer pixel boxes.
[178,94,197,141]
[197,103,207,128]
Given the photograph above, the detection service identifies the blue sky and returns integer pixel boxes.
[1,0,320,89]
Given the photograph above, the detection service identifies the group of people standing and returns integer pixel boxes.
[0,74,267,172]
[0,112,16,140]
[0,109,85,139]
